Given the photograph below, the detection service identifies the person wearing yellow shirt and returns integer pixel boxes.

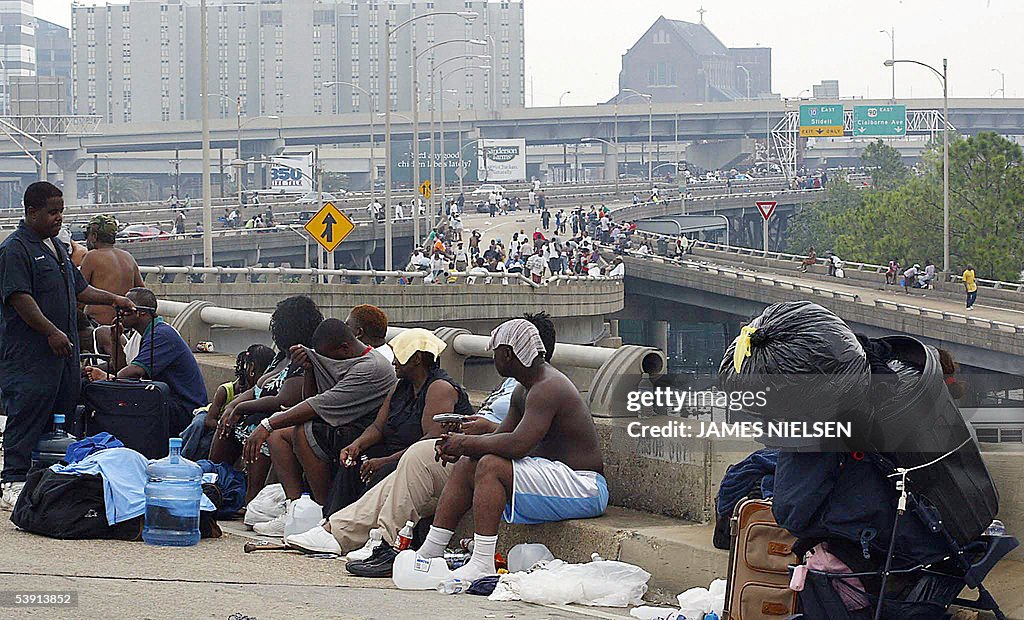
[962,265,978,310]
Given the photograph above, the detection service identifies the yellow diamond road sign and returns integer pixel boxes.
[419,180,432,199]
[303,201,355,253]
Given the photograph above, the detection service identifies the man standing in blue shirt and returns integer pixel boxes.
[0,182,135,510]
[84,287,207,437]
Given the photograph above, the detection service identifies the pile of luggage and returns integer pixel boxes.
[714,301,1016,620]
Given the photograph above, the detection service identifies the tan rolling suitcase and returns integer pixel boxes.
[723,499,799,620]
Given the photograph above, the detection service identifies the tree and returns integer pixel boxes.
[105,177,145,204]
[861,139,909,191]
[784,173,863,254]
[785,132,1024,281]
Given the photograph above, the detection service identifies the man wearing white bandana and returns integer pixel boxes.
[422,318,607,582]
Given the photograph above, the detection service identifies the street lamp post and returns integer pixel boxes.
[383,10,478,270]
[230,115,279,207]
[622,88,653,190]
[991,68,1005,98]
[413,39,487,242]
[885,57,949,273]
[426,53,489,230]
[581,137,618,196]
[322,81,376,212]
[880,29,895,101]
[560,91,572,183]
[735,65,751,99]
[200,0,212,266]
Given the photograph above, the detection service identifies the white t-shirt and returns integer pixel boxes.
[610,263,625,277]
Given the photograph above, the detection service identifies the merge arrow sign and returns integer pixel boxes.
[320,212,337,243]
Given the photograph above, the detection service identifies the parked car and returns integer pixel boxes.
[471,183,505,196]
[290,211,318,224]
[117,224,168,240]
[294,191,339,205]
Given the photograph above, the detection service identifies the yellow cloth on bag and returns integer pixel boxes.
[732,325,758,374]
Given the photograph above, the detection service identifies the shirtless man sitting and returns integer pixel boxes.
[80,214,143,326]
[416,318,607,581]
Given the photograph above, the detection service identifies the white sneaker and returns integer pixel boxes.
[253,509,288,537]
[0,481,25,511]
[285,525,342,555]
[346,528,384,562]
[244,505,280,528]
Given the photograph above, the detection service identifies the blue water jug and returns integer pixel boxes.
[143,437,202,547]
[31,414,77,470]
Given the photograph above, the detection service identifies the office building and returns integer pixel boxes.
[812,79,840,99]
[70,0,525,124]
[1,0,36,114]
[613,15,772,104]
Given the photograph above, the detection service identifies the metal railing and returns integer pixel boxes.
[610,246,1024,334]
[138,264,620,289]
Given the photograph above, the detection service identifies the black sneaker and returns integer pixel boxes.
[345,542,398,578]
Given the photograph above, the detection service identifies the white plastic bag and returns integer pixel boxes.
[629,605,678,620]
[515,559,650,607]
[708,578,727,616]
[676,586,712,620]
[243,483,286,527]
[507,543,555,573]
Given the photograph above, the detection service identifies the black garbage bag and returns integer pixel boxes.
[719,301,870,438]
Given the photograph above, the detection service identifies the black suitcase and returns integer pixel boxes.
[79,324,173,460]
[81,379,172,459]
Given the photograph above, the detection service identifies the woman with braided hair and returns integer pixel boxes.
[210,296,324,502]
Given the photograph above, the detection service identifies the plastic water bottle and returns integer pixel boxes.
[392,550,453,590]
[347,528,384,562]
[31,414,77,470]
[143,437,202,547]
[284,493,322,538]
[436,578,472,595]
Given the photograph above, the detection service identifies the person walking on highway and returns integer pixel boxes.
[963,265,978,310]
[174,211,186,235]
[541,208,551,231]
[528,190,536,214]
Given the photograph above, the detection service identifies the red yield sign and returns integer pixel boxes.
[756,201,778,221]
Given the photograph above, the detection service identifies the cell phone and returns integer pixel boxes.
[432,413,468,424]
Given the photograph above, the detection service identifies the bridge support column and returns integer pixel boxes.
[651,320,669,355]
[52,149,87,208]
[602,143,618,188]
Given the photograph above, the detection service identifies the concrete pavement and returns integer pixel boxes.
[0,517,630,620]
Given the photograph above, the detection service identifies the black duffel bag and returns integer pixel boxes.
[11,466,143,540]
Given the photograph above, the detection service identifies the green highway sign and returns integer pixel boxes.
[853,105,907,136]
[799,104,844,137]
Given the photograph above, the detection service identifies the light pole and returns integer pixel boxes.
[581,137,618,196]
[880,29,895,101]
[991,68,1005,98]
[886,57,949,273]
[558,90,571,106]
[383,10,478,270]
[322,81,376,211]
[200,0,212,266]
[486,34,497,110]
[426,53,490,229]
[413,39,487,241]
[735,65,751,99]
[230,115,279,207]
[559,91,572,184]
[622,88,653,190]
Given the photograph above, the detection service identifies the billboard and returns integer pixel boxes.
[478,139,527,182]
[391,139,477,185]
[269,153,313,193]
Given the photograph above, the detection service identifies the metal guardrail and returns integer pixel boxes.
[138,264,620,289]
[610,246,1024,334]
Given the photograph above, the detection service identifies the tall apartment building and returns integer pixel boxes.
[70,0,525,124]
[0,0,37,114]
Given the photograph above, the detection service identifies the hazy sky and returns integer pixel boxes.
[38,0,1024,107]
